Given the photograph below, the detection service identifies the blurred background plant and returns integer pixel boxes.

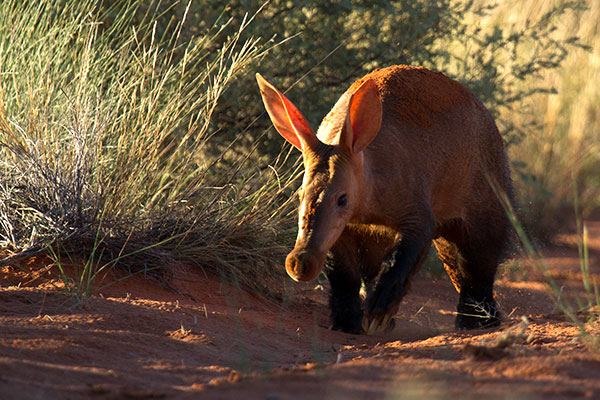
[0,0,597,295]
[500,0,600,237]
[177,0,598,239]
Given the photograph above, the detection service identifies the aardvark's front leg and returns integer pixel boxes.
[363,219,434,335]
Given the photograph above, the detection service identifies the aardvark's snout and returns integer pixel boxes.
[285,249,326,282]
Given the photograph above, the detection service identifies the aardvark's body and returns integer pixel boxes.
[257,65,512,334]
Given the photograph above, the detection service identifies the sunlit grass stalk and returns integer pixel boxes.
[490,177,598,348]
[574,182,599,318]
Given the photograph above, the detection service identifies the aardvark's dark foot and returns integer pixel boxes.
[329,294,363,334]
[455,296,501,330]
[331,315,363,335]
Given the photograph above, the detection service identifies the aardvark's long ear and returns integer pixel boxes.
[256,73,318,151]
[340,78,382,154]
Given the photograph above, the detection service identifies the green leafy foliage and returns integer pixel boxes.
[156,1,586,166]
[189,0,492,156]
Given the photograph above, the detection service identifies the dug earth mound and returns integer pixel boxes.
[1,219,600,399]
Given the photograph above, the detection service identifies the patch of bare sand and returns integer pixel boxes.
[1,220,599,399]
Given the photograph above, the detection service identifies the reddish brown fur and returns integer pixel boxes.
[348,66,472,127]
[327,66,511,332]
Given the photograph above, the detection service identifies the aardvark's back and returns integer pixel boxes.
[334,65,512,226]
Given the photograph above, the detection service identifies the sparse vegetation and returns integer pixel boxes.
[496,0,600,238]
[493,179,600,349]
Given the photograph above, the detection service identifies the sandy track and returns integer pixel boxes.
[1,220,599,399]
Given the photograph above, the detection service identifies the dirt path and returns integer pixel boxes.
[1,220,600,399]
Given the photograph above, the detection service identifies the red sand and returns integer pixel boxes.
[1,220,600,399]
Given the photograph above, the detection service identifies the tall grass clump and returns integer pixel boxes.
[0,0,296,295]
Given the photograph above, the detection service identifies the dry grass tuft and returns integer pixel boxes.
[0,0,298,296]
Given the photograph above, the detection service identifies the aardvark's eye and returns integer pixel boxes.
[337,193,347,208]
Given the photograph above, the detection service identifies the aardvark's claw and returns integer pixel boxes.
[367,318,379,335]
[363,313,393,335]
[361,316,370,333]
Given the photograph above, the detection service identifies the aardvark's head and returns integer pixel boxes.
[256,74,382,281]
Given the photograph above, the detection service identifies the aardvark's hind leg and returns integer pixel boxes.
[435,221,504,330]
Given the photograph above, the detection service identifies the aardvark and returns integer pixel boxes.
[256,65,512,334]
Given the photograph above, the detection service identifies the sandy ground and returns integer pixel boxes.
[1,220,600,399]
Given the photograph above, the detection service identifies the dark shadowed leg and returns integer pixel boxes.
[363,213,435,334]
[454,243,501,330]
[326,236,363,334]
[436,218,505,330]
[454,206,510,329]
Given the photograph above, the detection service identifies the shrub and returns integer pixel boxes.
[0,0,295,295]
